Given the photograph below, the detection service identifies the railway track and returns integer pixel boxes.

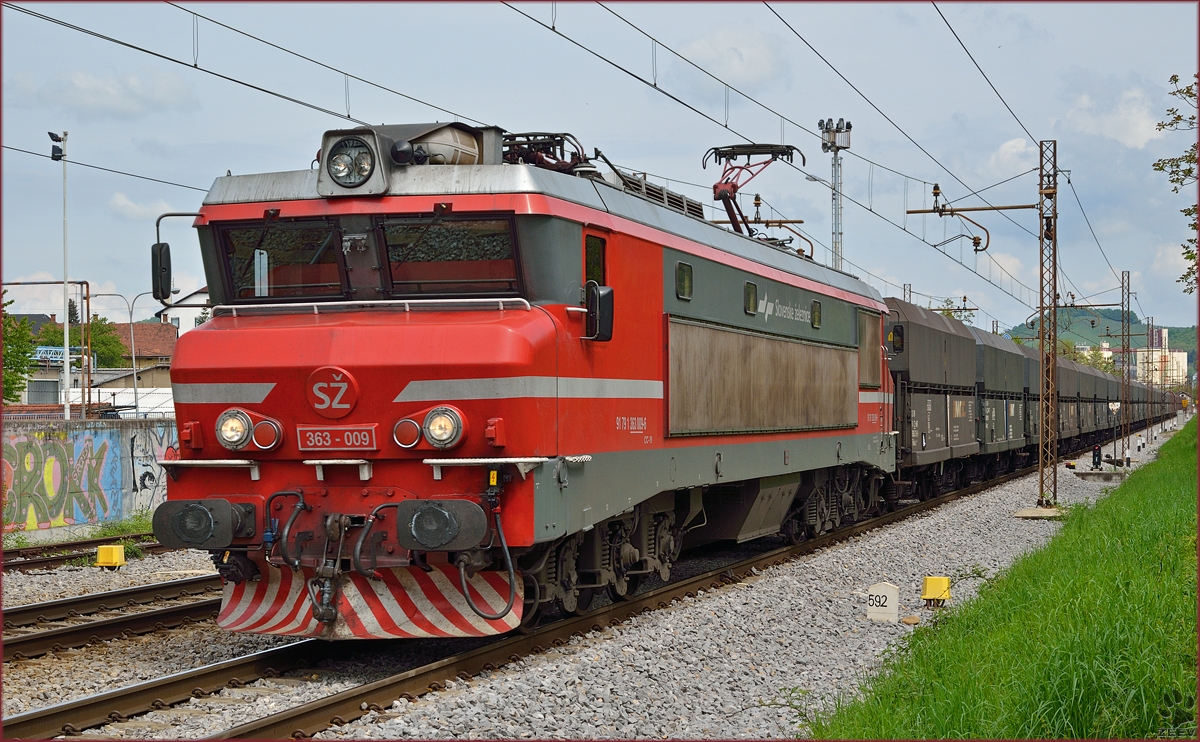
[2,576,222,662]
[2,532,171,572]
[3,463,1040,740]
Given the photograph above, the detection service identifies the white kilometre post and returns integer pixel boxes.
[866,581,899,623]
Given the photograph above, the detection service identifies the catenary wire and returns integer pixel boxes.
[164,2,488,127]
[926,3,1129,327]
[931,3,1037,146]
[507,2,1037,309]
[763,3,1057,253]
[595,2,933,186]
[2,3,370,126]
[3,145,209,192]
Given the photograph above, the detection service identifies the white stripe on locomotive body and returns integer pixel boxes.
[173,382,276,404]
[858,392,894,404]
[393,376,664,402]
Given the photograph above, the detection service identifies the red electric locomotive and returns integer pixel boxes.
[151,123,895,639]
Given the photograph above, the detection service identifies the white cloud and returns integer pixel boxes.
[1064,89,1164,149]
[989,251,1025,280]
[2,272,118,320]
[1150,242,1190,276]
[986,138,1037,177]
[678,29,789,92]
[107,193,175,222]
[6,68,199,119]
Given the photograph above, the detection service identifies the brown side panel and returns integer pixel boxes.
[668,319,857,435]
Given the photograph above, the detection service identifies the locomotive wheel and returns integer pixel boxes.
[607,575,642,602]
[556,538,583,615]
[517,573,543,633]
[567,587,596,615]
[782,508,808,545]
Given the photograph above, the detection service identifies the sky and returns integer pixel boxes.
[3,2,1197,336]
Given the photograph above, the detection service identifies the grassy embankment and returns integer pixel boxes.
[806,418,1197,739]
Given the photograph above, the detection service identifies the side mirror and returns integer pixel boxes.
[151,243,172,301]
[888,324,904,353]
[584,281,613,342]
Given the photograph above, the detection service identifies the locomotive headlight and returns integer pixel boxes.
[423,407,463,449]
[327,137,374,187]
[216,409,252,450]
[353,150,373,176]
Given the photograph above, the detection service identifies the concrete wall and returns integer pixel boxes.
[3,419,178,541]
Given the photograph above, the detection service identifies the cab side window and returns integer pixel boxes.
[585,235,606,285]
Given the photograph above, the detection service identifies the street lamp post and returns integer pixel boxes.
[95,291,162,417]
[50,131,68,418]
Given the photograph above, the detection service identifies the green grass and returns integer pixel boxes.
[805,419,1198,739]
[2,509,155,552]
[91,509,154,540]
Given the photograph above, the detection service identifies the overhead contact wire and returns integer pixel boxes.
[2,2,370,125]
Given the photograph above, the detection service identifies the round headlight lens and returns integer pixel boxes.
[216,409,252,450]
[329,152,354,180]
[327,137,373,187]
[354,151,373,176]
[423,407,463,449]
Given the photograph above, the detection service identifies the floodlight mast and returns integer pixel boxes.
[818,118,851,271]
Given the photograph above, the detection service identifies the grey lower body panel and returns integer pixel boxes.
[530,431,896,542]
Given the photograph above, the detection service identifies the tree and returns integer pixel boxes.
[67,298,79,324]
[36,317,130,368]
[933,296,975,325]
[2,291,36,403]
[1152,73,1197,293]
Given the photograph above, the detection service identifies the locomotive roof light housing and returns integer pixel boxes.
[423,406,465,449]
[326,136,374,188]
[315,123,490,198]
[216,409,253,450]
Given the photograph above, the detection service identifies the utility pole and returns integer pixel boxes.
[1120,271,1131,461]
[818,117,850,272]
[906,140,1060,506]
[903,283,912,303]
[1097,270,1136,463]
[1035,141,1058,507]
[50,131,69,419]
[1147,316,1156,435]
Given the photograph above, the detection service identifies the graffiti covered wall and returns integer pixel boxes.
[2,420,178,535]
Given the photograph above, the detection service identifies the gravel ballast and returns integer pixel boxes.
[2,549,217,608]
[0,422,1182,738]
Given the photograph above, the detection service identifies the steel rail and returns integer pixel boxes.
[2,532,162,572]
[2,640,329,740]
[3,575,221,628]
[3,597,220,662]
[205,465,1042,740]
[3,532,152,560]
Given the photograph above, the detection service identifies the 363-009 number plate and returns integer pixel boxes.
[296,424,378,451]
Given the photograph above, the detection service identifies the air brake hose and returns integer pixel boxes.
[353,502,403,578]
[458,511,518,622]
[277,499,311,569]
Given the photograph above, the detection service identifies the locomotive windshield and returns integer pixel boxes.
[221,220,346,300]
[212,215,520,304]
[379,217,518,297]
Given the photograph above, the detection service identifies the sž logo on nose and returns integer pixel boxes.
[306,366,359,419]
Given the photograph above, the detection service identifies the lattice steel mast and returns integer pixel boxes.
[1036,141,1058,507]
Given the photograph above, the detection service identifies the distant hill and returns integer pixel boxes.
[1005,308,1196,374]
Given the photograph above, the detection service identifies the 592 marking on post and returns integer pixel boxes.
[866,581,899,623]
